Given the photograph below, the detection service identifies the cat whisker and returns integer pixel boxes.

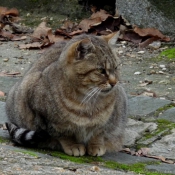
[93,88,102,104]
[82,87,101,105]
[80,87,99,105]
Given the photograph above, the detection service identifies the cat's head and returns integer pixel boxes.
[60,33,121,97]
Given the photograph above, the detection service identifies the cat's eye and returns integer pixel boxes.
[98,68,106,74]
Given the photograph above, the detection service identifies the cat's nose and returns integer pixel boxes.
[110,83,116,87]
[108,74,117,87]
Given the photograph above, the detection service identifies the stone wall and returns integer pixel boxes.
[116,0,175,35]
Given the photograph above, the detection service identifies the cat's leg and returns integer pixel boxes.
[59,137,86,156]
[87,135,106,156]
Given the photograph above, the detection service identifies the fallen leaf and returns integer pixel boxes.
[0,6,20,28]
[53,35,68,43]
[60,20,78,33]
[139,37,159,49]
[78,17,102,32]
[12,35,27,41]
[0,71,21,77]
[134,26,170,42]
[0,29,14,40]
[138,80,153,87]
[19,42,43,49]
[121,148,131,153]
[121,30,142,44]
[139,82,149,87]
[90,9,112,21]
[55,29,72,38]
[32,21,55,44]
[69,29,84,36]
[142,154,174,164]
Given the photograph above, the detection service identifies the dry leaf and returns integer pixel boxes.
[12,35,27,41]
[139,37,159,48]
[60,20,78,33]
[0,71,21,77]
[0,6,19,28]
[19,42,43,49]
[55,29,72,38]
[134,26,170,41]
[69,29,84,36]
[0,29,14,40]
[32,22,54,44]
[78,17,102,32]
[121,30,142,44]
[121,148,131,153]
[90,9,112,21]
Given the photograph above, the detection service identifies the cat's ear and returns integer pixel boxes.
[76,38,95,59]
[67,38,95,63]
[101,31,120,47]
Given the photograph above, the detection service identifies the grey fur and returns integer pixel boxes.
[6,34,128,156]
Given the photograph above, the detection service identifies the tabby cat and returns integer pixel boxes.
[5,32,127,157]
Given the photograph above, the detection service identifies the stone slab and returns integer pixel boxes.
[149,129,175,160]
[0,145,136,175]
[158,107,175,123]
[128,96,171,118]
[146,164,175,175]
[0,101,8,124]
[102,152,158,165]
[0,77,19,94]
[116,0,175,34]
[0,101,9,139]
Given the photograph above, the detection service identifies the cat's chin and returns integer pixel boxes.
[101,88,113,94]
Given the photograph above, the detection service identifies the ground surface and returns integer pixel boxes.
[0,9,175,174]
[0,37,175,174]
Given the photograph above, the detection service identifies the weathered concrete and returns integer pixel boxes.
[146,163,175,175]
[128,96,172,118]
[116,0,175,35]
[103,152,159,165]
[124,118,157,146]
[158,108,175,122]
[0,101,8,124]
[149,129,175,160]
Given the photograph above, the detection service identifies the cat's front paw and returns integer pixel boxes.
[63,144,86,157]
[87,145,106,156]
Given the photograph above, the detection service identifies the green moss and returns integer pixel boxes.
[51,151,103,164]
[136,118,175,146]
[9,146,173,174]
[160,48,175,60]
[47,150,170,175]
[157,119,175,129]
[15,150,39,157]
[104,161,169,175]
[154,104,174,117]
[0,136,9,143]
[0,96,6,102]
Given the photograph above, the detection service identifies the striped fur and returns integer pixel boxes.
[5,122,49,146]
[6,33,127,156]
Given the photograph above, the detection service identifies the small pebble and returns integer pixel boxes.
[3,58,9,62]
[118,50,124,54]
[137,51,145,54]
[134,71,141,75]
[90,166,100,172]
[159,65,165,68]
[149,41,161,49]
[121,41,127,44]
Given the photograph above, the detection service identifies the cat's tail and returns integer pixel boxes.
[5,122,50,146]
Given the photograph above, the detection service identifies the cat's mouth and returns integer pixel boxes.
[101,87,113,93]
